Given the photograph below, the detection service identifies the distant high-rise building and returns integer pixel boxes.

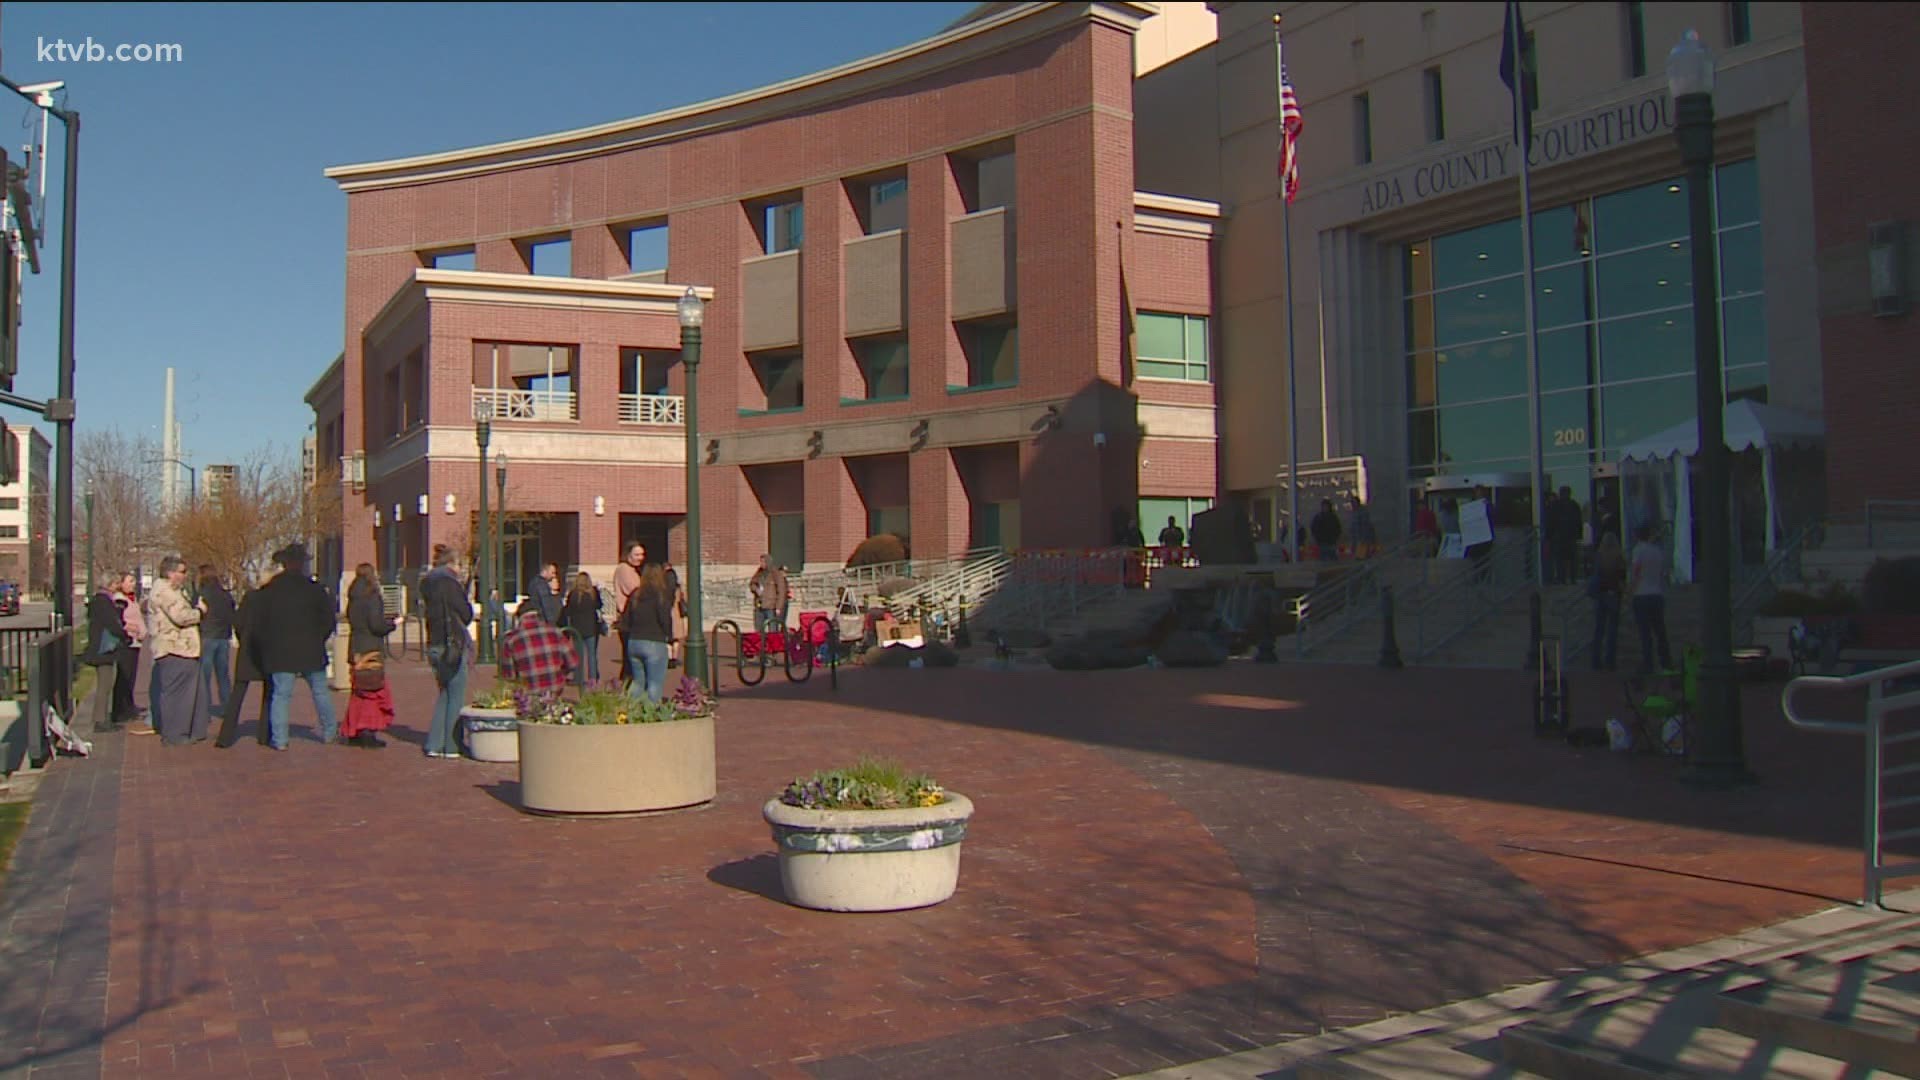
[204,464,238,505]
[0,424,52,593]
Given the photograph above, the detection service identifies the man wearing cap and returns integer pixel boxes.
[253,543,339,750]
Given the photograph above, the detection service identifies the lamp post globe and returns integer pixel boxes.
[1668,29,1752,787]
[678,287,710,689]
[472,396,493,663]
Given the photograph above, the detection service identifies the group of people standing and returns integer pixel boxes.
[83,543,341,751]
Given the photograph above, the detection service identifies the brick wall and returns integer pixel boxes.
[1804,3,1920,513]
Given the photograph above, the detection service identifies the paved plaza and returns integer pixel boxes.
[0,651,1887,1079]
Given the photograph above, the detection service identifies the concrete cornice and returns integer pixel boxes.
[324,3,1157,193]
[1134,190,1223,238]
[305,352,346,407]
[362,269,717,349]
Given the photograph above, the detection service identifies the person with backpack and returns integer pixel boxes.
[420,544,474,760]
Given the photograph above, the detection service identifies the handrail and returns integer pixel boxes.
[1411,529,1538,662]
[1731,523,1817,644]
[1290,535,1431,658]
[1781,656,1920,908]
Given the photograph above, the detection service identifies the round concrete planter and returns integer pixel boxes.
[460,706,520,762]
[518,715,715,815]
[762,793,974,912]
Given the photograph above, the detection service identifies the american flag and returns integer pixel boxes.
[1277,48,1304,203]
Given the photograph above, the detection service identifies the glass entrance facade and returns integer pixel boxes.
[1403,159,1763,495]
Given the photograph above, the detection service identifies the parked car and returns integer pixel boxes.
[0,581,19,616]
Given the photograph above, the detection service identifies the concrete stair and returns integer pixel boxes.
[1269,903,1920,1080]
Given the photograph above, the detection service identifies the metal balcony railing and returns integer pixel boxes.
[617,394,686,425]
[471,387,576,422]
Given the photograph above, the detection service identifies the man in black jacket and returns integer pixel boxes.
[197,565,237,716]
[254,543,338,750]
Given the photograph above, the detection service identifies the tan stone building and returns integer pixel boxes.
[1139,1,1817,552]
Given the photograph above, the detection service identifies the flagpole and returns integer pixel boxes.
[1275,14,1300,565]
[1510,1,1546,587]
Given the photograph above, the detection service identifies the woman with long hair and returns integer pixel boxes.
[561,571,604,686]
[342,563,397,748]
[621,563,674,702]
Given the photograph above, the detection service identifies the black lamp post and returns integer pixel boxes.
[473,399,493,663]
[678,287,709,689]
[1669,29,1752,787]
[495,450,508,634]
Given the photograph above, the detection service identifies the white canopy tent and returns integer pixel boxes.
[1616,400,1826,581]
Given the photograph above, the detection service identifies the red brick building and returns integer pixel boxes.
[315,1,1219,597]
[1803,2,1920,516]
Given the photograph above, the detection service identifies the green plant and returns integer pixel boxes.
[471,680,521,709]
[1758,583,1859,618]
[779,757,946,810]
[516,676,714,725]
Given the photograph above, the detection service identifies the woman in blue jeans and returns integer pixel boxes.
[621,563,674,702]
[419,546,474,758]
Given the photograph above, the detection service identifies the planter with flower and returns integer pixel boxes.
[762,760,973,912]
[516,677,716,815]
[462,681,523,762]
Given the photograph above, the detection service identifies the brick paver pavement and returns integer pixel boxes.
[0,649,1893,1079]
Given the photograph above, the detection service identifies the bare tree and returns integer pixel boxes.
[76,430,162,584]
[164,446,342,588]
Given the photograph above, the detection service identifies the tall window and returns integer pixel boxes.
[1625,2,1647,78]
[1401,159,1765,489]
[1353,93,1373,165]
[956,149,1015,213]
[958,320,1018,388]
[867,506,910,545]
[851,337,909,400]
[1139,497,1214,544]
[761,198,804,254]
[430,248,474,270]
[527,237,572,276]
[1135,312,1211,382]
[749,350,804,411]
[1422,68,1446,143]
[853,176,909,235]
[626,222,668,276]
[972,501,1019,551]
[768,513,805,573]
[1728,1,1752,45]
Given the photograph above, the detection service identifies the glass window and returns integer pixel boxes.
[1602,375,1694,450]
[1435,397,1528,467]
[0,497,17,509]
[764,200,804,254]
[1423,68,1445,142]
[626,223,668,275]
[751,351,804,411]
[1433,277,1525,347]
[1722,295,1767,369]
[1535,264,1594,329]
[1625,2,1647,78]
[431,249,475,271]
[865,178,908,235]
[1539,325,1596,391]
[1435,340,1525,406]
[1531,204,1594,268]
[528,237,572,276]
[1600,309,1692,384]
[1593,177,1688,253]
[1408,350,1438,408]
[1353,92,1373,165]
[853,337,910,400]
[1432,218,1521,287]
[1595,240,1692,318]
[1718,227,1761,297]
[957,151,1016,214]
[1135,312,1210,382]
[1543,389,1595,456]
[1139,497,1214,544]
[960,321,1018,387]
[1729,1,1752,45]
[768,513,805,573]
[868,506,911,544]
[1717,158,1758,227]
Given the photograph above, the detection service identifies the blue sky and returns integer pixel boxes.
[0,1,974,469]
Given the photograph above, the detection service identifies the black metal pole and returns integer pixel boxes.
[1378,585,1404,668]
[1675,91,1752,787]
[476,421,491,662]
[682,324,708,690]
[52,113,78,629]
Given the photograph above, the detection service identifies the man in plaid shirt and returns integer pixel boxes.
[500,609,577,693]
